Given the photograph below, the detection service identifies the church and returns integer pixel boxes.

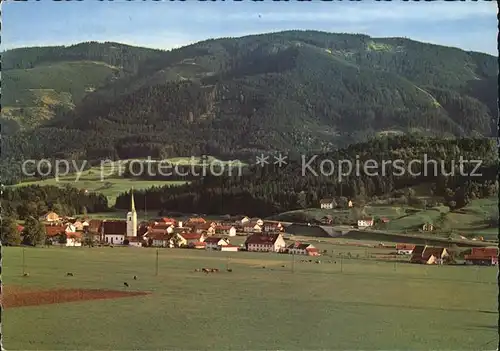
[126,188,138,237]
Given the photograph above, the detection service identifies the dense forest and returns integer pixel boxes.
[1,31,497,185]
[1,185,109,220]
[114,136,499,217]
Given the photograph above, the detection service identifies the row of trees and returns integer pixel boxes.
[1,185,109,220]
[1,216,46,246]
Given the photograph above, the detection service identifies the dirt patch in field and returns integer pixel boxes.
[1,286,150,309]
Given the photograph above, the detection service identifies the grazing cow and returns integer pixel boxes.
[262,266,266,269]
[202,268,210,273]
[66,272,74,276]
[23,273,29,277]
[195,268,200,272]
[124,282,129,287]
[213,268,219,272]
[282,265,286,268]
[133,275,137,280]
[227,269,233,272]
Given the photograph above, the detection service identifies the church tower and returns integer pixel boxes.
[126,188,137,237]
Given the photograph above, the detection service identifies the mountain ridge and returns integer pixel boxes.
[1,30,497,184]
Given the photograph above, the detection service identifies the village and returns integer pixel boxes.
[31,193,498,267]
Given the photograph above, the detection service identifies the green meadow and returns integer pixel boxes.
[14,157,246,206]
[3,246,498,350]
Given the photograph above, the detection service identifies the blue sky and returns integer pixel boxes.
[2,0,497,55]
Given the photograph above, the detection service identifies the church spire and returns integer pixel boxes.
[130,188,136,212]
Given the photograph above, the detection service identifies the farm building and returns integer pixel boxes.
[287,242,320,256]
[357,218,374,229]
[204,237,229,250]
[147,232,170,247]
[422,222,434,232]
[65,232,83,247]
[101,220,127,245]
[465,247,498,266]
[215,225,237,236]
[180,233,206,246]
[243,223,263,233]
[410,245,452,265]
[396,244,415,255]
[44,226,82,246]
[320,198,335,209]
[263,221,283,233]
[40,211,60,222]
[245,233,286,252]
[193,222,217,235]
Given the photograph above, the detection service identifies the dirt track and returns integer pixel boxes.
[1,286,150,308]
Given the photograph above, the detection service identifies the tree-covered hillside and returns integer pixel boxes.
[2,31,497,184]
[114,136,498,217]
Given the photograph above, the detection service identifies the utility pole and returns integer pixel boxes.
[155,248,159,276]
[22,247,26,276]
[291,252,295,274]
[226,255,230,271]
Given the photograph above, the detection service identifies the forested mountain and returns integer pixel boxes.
[2,31,497,184]
[114,136,498,217]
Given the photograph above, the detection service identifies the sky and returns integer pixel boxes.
[2,0,497,55]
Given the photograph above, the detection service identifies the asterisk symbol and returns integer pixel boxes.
[274,153,288,167]
[256,154,270,167]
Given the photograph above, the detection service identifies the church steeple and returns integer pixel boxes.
[130,188,136,212]
[127,187,138,237]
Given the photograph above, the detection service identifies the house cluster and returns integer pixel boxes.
[397,243,498,266]
[464,247,498,266]
[319,198,353,209]
[409,245,453,265]
[38,191,286,252]
[41,213,90,247]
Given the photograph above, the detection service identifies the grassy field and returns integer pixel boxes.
[14,157,247,206]
[3,246,498,350]
[14,161,188,206]
[273,197,498,242]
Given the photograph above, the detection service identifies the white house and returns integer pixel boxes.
[64,233,82,247]
[357,218,374,229]
[287,242,319,256]
[245,233,286,253]
[180,233,206,246]
[220,245,239,252]
[243,223,262,233]
[101,220,127,245]
[320,199,335,209]
[241,216,250,224]
[263,222,283,233]
[216,225,237,237]
[204,237,229,250]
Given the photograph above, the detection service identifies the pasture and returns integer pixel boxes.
[2,246,498,350]
[14,157,246,206]
[14,161,188,206]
